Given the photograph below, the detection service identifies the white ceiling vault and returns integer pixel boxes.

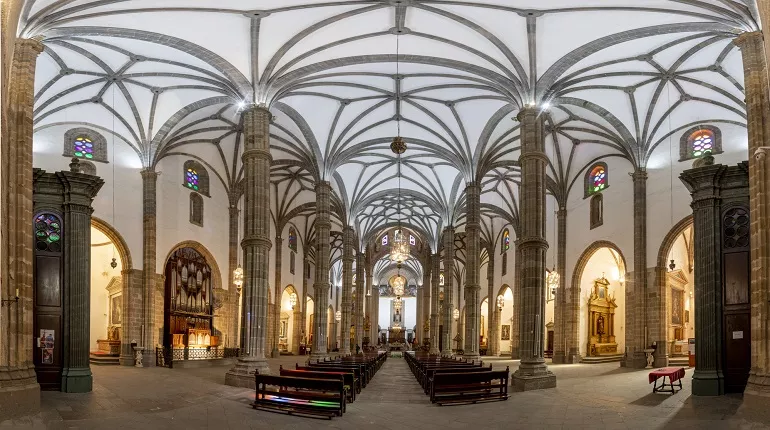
[25,0,755,253]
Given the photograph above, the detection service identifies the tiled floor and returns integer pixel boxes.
[2,356,769,429]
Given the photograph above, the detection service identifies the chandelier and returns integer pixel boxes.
[391,275,406,298]
[496,295,505,310]
[546,268,560,292]
[389,28,410,265]
[393,298,402,311]
[233,264,244,290]
[335,310,341,322]
[289,292,297,309]
[453,308,460,321]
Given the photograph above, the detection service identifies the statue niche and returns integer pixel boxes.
[587,277,618,357]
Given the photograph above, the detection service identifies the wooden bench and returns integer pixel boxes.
[253,371,346,419]
[310,362,369,387]
[280,366,356,403]
[302,364,363,393]
[429,367,510,405]
[422,365,493,393]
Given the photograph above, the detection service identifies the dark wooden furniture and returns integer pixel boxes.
[281,366,356,402]
[429,367,510,405]
[253,371,346,419]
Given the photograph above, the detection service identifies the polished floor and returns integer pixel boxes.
[2,356,769,429]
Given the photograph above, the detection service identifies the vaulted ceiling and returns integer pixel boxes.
[26,0,754,251]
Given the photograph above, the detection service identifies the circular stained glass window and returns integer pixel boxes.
[34,213,62,252]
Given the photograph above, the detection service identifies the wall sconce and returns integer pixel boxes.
[335,310,341,322]
[289,292,297,309]
[496,295,504,310]
[1,288,19,307]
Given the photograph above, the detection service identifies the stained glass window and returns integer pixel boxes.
[409,235,416,246]
[73,136,94,159]
[288,227,298,252]
[382,234,388,246]
[182,160,210,196]
[691,130,714,157]
[585,162,609,198]
[186,168,200,191]
[35,213,62,252]
[502,229,510,253]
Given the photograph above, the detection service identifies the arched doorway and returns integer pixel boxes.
[657,216,695,366]
[162,247,217,363]
[279,285,299,354]
[570,242,627,363]
[306,295,315,353]
[88,218,130,366]
[496,285,514,356]
[480,296,489,353]
[327,305,335,352]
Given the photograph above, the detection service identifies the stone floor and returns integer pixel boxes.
[2,356,769,429]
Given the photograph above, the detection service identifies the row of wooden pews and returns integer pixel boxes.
[405,352,510,405]
[252,351,387,419]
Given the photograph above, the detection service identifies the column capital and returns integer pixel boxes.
[140,168,158,181]
[630,168,648,181]
[733,31,763,49]
[15,37,45,56]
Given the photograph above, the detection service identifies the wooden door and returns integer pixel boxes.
[438,325,443,352]
[722,207,751,393]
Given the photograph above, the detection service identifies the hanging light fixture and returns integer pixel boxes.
[109,85,118,270]
[496,295,505,310]
[389,29,410,265]
[233,265,244,292]
[453,308,460,321]
[546,210,560,295]
[390,274,405,298]
[335,310,342,322]
[289,292,298,309]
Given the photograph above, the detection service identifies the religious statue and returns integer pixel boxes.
[597,314,605,336]
[586,276,618,357]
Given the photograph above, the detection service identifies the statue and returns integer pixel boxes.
[597,315,605,336]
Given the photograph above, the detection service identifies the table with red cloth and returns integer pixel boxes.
[648,367,686,393]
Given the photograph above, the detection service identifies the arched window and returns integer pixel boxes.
[680,125,722,161]
[183,160,210,196]
[190,193,203,226]
[501,229,510,254]
[34,213,62,252]
[288,227,298,252]
[79,160,97,176]
[585,162,609,198]
[590,194,603,229]
[409,235,416,246]
[290,252,296,275]
[381,234,388,246]
[63,128,108,163]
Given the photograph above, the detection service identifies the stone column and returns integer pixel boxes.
[301,252,309,348]
[488,252,498,356]
[626,168,649,368]
[271,236,282,357]
[735,31,770,397]
[292,302,302,355]
[227,203,240,348]
[442,228,455,355]
[340,226,354,355]
[511,244,522,359]
[463,183,482,361]
[140,169,158,365]
[355,251,365,349]
[0,38,44,417]
[421,256,431,346]
[512,107,556,390]
[430,251,440,354]
[225,106,272,387]
[310,181,332,362]
[367,256,377,343]
[59,166,103,392]
[553,207,568,363]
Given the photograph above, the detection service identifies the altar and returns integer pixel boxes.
[586,277,619,357]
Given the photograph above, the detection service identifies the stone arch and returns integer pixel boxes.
[163,240,222,289]
[91,216,133,271]
[567,240,628,362]
[657,215,695,269]
[496,283,512,297]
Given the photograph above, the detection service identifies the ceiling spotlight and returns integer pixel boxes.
[542,102,551,110]
[237,101,246,110]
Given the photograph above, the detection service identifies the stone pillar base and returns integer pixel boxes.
[692,370,724,396]
[271,348,279,358]
[119,354,135,366]
[309,351,327,363]
[61,367,92,393]
[745,373,770,397]
[141,350,156,368]
[621,351,648,369]
[464,353,480,363]
[225,358,271,389]
[512,363,556,391]
[551,352,566,364]
[0,370,40,421]
[510,347,520,360]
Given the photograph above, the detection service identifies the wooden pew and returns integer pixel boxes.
[429,367,510,405]
[300,364,363,393]
[253,371,346,419]
[422,365,493,393]
[280,366,356,403]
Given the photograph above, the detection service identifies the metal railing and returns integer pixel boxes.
[156,346,240,368]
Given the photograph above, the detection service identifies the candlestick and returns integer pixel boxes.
[15,288,19,298]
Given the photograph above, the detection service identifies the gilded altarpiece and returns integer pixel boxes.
[586,277,618,357]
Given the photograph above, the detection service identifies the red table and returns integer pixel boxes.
[648,367,685,394]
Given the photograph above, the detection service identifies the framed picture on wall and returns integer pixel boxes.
[501,325,510,341]
[672,288,684,325]
[110,295,122,325]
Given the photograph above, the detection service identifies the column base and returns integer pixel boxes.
[225,357,270,389]
[0,368,40,421]
[464,353,480,363]
[512,362,556,391]
[61,367,92,393]
[621,351,648,369]
[692,369,724,396]
[510,347,520,360]
[309,351,327,363]
[745,373,770,397]
[552,352,566,364]
[119,354,135,366]
[270,347,279,358]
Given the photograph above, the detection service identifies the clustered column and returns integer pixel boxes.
[301,253,309,347]
[421,256,432,346]
[511,242,522,359]
[227,199,240,348]
[225,106,272,387]
[629,168,648,368]
[430,251,440,354]
[442,227,455,355]
[355,251,365,349]
[0,38,44,416]
[487,252,498,356]
[340,226,354,355]
[367,255,377,344]
[310,181,332,361]
[553,207,568,363]
[735,30,770,396]
[512,107,556,390]
[140,168,158,364]
[272,236,282,357]
[463,183,482,361]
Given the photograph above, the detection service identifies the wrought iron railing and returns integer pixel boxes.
[156,346,240,368]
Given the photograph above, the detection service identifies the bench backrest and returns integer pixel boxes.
[432,370,509,385]
[255,373,343,392]
[280,368,353,385]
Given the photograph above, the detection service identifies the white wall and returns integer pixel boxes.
[378,297,416,333]
[89,227,124,350]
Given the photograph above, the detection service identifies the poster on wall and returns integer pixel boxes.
[40,329,55,364]
[501,325,511,341]
[111,295,122,325]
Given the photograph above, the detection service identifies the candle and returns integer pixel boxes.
[15,288,18,298]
